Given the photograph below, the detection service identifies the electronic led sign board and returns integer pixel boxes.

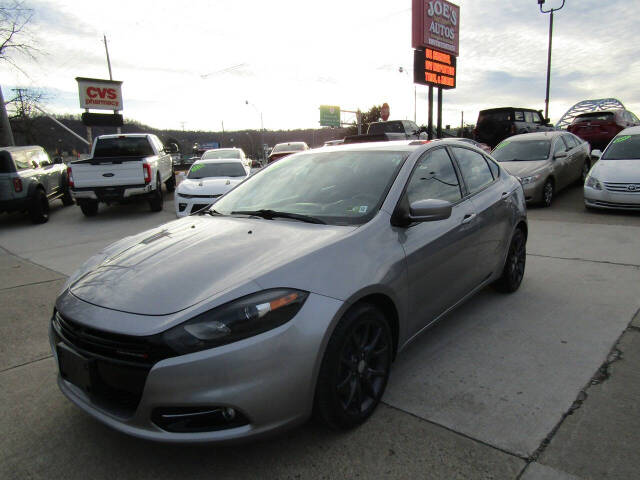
[413,48,456,89]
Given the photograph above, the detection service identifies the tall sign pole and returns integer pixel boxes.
[539,0,565,121]
[412,0,460,139]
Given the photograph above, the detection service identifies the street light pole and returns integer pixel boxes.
[538,0,565,121]
[245,100,265,164]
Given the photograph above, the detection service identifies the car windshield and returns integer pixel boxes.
[188,162,247,179]
[201,150,241,159]
[573,112,614,123]
[213,150,409,225]
[492,140,551,161]
[272,143,305,153]
[601,134,640,160]
[94,137,154,157]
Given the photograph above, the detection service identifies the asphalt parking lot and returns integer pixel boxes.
[1,185,639,479]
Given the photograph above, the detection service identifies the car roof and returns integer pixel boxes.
[618,125,640,136]
[499,131,564,142]
[97,133,151,139]
[0,145,44,153]
[480,107,541,114]
[192,157,245,165]
[314,139,429,153]
[204,147,242,152]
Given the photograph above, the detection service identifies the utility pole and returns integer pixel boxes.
[103,34,121,134]
[0,85,15,146]
[538,0,565,120]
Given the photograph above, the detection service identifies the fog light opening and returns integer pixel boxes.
[152,406,249,433]
[222,407,236,421]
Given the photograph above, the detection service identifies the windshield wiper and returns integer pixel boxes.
[231,209,325,224]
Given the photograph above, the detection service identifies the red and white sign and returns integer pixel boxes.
[381,103,390,121]
[412,0,460,57]
[76,77,123,111]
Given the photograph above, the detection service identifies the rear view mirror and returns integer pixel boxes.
[591,149,602,160]
[409,199,452,222]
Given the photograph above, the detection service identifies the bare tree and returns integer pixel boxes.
[0,1,37,69]
[6,87,46,144]
[0,1,38,145]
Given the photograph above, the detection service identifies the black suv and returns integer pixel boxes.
[474,107,554,148]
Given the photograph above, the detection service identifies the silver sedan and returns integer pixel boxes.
[492,131,591,207]
[51,140,527,443]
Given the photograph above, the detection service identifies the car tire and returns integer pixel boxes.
[494,228,526,293]
[61,177,74,206]
[541,179,554,207]
[149,177,163,212]
[29,189,49,224]
[314,303,392,430]
[579,161,590,185]
[165,172,176,193]
[79,200,98,217]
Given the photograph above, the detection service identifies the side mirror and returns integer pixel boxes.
[408,199,452,222]
[591,149,602,160]
[53,156,63,164]
[544,118,551,124]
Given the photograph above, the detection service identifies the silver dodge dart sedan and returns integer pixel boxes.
[51,140,527,443]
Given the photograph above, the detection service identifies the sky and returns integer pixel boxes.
[2,0,639,132]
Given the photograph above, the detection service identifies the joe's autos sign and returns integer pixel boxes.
[76,77,123,111]
[412,0,460,57]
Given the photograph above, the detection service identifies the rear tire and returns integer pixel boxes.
[165,172,176,193]
[494,228,526,293]
[29,189,49,224]
[79,200,98,217]
[149,177,163,212]
[314,303,392,430]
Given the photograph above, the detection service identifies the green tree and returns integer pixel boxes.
[344,105,382,136]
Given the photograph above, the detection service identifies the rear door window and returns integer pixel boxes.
[553,139,567,155]
[12,151,31,170]
[524,111,534,123]
[406,148,462,204]
[514,111,525,122]
[452,147,495,195]
[533,112,544,124]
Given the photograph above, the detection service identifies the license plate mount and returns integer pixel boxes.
[56,343,94,393]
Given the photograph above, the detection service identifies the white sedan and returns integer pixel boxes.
[584,126,640,211]
[175,156,249,217]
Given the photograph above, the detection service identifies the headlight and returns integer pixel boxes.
[162,289,309,354]
[518,174,541,185]
[586,176,602,190]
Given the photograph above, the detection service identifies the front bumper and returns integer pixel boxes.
[174,195,220,217]
[51,292,343,443]
[584,186,640,210]
[520,179,545,204]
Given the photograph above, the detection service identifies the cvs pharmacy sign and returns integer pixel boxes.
[76,77,124,111]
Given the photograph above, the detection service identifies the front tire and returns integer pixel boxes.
[541,179,554,207]
[579,161,590,185]
[314,303,392,430]
[29,189,49,224]
[494,228,526,293]
[149,177,163,212]
[61,178,74,206]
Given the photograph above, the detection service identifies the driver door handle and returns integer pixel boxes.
[461,213,476,225]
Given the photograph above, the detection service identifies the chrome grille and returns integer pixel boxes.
[603,182,640,193]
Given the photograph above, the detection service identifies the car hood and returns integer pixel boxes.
[69,216,356,316]
[592,159,640,182]
[177,177,245,195]
[498,160,549,177]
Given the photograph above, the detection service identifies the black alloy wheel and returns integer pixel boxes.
[315,303,392,429]
[494,228,526,293]
[542,179,554,207]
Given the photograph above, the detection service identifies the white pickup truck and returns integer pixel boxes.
[68,134,175,216]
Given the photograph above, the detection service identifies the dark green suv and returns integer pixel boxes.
[0,146,74,223]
